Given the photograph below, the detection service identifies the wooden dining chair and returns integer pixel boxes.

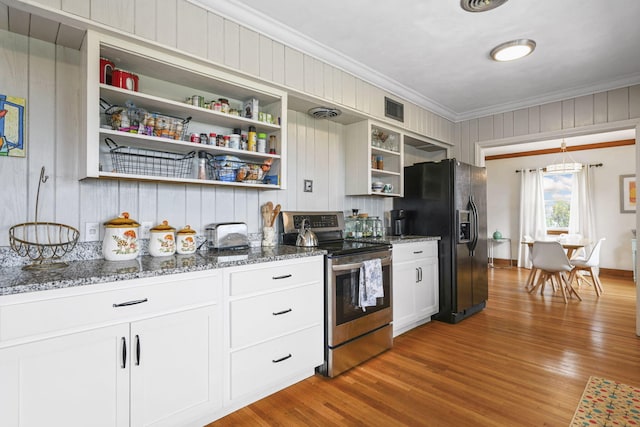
[570,238,605,296]
[529,241,582,304]
[522,235,538,290]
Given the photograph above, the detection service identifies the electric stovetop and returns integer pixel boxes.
[279,210,390,256]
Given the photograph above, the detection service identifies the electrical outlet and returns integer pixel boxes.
[304,179,313,192]
[141,221,153,239]
[85,222,100,241]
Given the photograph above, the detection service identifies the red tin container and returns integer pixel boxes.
[100,57,114,85]
[112,69,139,92]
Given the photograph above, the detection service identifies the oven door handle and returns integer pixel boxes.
[331,256,392,272]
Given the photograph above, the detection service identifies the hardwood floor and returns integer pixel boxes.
[209,268,639,426]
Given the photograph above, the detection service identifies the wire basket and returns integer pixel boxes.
[105,138,195,179]
[10,222,80,268]
[9,167,79,270]
[101,98,191,141]
[203,153,273,184]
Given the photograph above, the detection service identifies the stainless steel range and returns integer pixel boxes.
[280,211,393,377]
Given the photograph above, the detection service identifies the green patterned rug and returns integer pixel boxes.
[571,376,640,426]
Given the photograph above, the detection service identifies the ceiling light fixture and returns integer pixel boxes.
[461,0,509,13]
[490,39,536,62]
[545,141,583,174]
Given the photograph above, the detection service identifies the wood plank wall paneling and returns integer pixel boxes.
[177,0,207,59]
[62,0,89,18]
[456,85,640,164]
[0,3,7,29]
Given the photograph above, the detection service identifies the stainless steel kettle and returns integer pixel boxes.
[296,218,318,247]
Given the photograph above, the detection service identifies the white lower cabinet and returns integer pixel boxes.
[392,241,439,337]
[0,257,326,426]
[0,324,130,427]
[130,306,220,427]
[0,271,221,427]
[223,256,324,406]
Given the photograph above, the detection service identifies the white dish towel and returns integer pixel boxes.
[359,258,384,311]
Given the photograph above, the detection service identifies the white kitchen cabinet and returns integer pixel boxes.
[222,256,324,405]
[345,120,404,197]
[0,271,222,427]
[82,30,288,189]
[392,241,439,337]
[0,324,130,427]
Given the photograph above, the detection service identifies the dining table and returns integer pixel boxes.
[521,239,588,259]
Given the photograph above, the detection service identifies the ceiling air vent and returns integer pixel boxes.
[460,0,508,12]
[308,107,342,119]
[385,97,404,123]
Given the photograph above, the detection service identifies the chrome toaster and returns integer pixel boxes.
[205,222,249,250]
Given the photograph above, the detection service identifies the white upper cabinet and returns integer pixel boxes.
[80,30,288,189]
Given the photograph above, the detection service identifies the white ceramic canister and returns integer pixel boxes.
[102,212,141,261]
[176,225,197,254]
[149,220,176,257]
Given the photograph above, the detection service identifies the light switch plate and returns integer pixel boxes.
[141,221,153,239]
[304,179,313,192]
[85,222,100,241]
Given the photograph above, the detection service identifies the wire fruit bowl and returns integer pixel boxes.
[9,167,79,270]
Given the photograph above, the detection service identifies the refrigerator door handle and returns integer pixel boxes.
[469,196,479,256]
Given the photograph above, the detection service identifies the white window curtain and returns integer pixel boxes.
[518,169,547,268]
[569,166,597,252]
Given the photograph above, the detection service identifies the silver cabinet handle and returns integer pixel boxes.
[272,274,292,280]
[272,354,292,363]
[273,308,292,316]
[413,250,423,254]
[416,267,420,283]
[113,298,148,308]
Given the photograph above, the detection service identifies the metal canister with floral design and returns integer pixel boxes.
[176,225,197,254]
[148,220,176,257]
[102,212,140,261]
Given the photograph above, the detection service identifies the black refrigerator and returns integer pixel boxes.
[394,158,488,324]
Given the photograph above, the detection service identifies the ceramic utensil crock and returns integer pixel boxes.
[102,212,140,261]
[149,220,176,257]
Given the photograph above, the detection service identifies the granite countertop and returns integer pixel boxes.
[0,245,326,297]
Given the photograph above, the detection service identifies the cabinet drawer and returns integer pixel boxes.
[230,282,322,349]
[393,241,437,261]
[0,272,220,343]
[229,325,323,400]
[227,256,323,296]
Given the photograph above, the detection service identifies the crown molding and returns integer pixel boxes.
[456,72,640,122]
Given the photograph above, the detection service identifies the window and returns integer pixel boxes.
[543,172,573,232]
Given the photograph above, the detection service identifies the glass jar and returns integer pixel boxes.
[362,218,373,238]
[371,216,383,238]
[269,135,277,154]
[344,217,358,239]
[218,98,229,114]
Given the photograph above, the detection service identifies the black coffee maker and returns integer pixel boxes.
[390,209,406,236]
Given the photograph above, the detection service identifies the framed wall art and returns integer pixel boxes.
[0,94,26,157]
[619,174,636,213]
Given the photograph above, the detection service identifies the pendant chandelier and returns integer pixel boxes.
[545,141,583,174]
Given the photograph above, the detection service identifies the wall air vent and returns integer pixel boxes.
[461,0,508,12]
[308,107,342,119]
[385,97,404,123]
